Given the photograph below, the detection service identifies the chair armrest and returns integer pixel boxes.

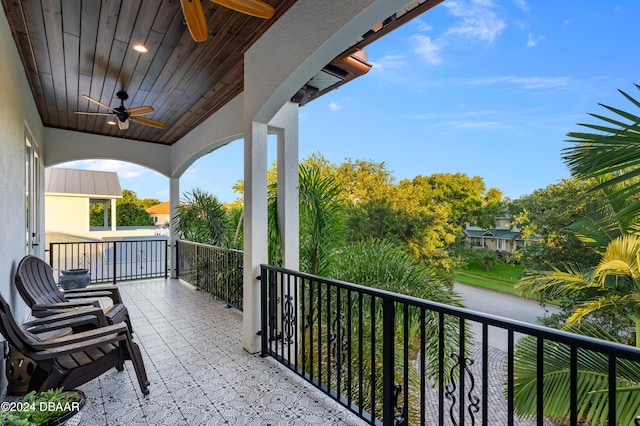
[32,300,102,312]
[30,323,128,350]
[64,285,123,304]
[30,332,126,359]
[24,307,108,330]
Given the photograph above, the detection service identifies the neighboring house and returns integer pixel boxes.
[462,216,536,253]
[146,201,171,226]
[45,167,164,243]
[45,167,122,237]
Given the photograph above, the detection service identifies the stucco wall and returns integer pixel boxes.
[45,196,90,235]
[0,7,44,315]
[0,5,46,393]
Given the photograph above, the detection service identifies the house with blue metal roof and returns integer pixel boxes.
[462,216,537,253]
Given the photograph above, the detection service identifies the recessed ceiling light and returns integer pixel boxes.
[107,120,117,126]
[132,44,148,53]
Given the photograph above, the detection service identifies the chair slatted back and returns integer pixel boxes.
[16,255,68,307]
[0,294,41,355]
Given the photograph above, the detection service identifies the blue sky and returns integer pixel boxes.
[59,0,640,204]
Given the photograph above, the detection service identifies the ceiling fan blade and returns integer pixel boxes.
[130,116,168,129]
[212,0,274,19]
[82,94,116,112]
[181,0,208,42]
[125,105,154,116]
[74,112,112,116]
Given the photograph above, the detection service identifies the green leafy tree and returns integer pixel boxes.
[563,84,640,224]
[90,189,155,226]
[387,173,501,269]
[117,189,154,226]
[263,163,466,423]
[508,178,602,270]
[474,187,506,230]
[344,199,414,245]
[333,158,395,204]
[89,202,108,226]
[173,188,230,245]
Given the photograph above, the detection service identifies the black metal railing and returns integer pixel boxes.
[176,240,243,310]
[260,264,640,426]
[48,239,168,284]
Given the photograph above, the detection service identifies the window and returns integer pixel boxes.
[469,237,484,247]
[25,128,41,254]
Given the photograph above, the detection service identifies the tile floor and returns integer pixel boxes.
[76,278,366,425]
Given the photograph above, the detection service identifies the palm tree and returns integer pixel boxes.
[173,188,230,245]
[563,84,640,224]
[518,234,640,347]
[267,163,345,274]
[512,324,640,425]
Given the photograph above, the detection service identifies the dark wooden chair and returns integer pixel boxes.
[0,293,149,394]
[15,255,133,333]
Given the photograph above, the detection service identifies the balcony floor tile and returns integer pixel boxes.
[73,278,366,425]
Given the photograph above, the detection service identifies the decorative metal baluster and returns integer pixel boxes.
[268,272,280,342]
[393,383,407,426]
[464,357,480,425]
[282,295,296,344]
[136,245,147,274]
[329,312,347,372]
[445,353,461,426]
[444,352,480,426]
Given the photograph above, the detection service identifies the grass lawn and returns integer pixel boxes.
[454,259,525,296]
[461,259,524,283]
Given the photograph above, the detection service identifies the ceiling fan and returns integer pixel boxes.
[180,0,274,42]
[76,90,167,130]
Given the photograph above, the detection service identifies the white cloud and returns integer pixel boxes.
[381,74,574,92]
[411,35,443,65]
[444,120,509,129]
[416,20,433,32]
[563,19,571,26]
[462,109,501,116]
[409,113,441,120]
[513,0,529,12]
[443,0,506,44]
[181,167,199,182]
[57,159,150,179]
[526,33,545,47]
[369,54,408,72]
[466,75,569,90]
[329,102,342,111]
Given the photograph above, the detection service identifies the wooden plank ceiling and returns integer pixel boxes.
[1,0,441,146]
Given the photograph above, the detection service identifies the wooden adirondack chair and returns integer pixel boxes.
[15,255,133,333]
[0,293,149,394]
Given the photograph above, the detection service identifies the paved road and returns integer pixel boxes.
[453,282,561,352]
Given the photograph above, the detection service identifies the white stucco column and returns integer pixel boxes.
[273,102,300,355]
[169,177,180,279]
[110,199,117,231]
[273,102,299,270]
[243,121,268,353]
[102,201,109,227]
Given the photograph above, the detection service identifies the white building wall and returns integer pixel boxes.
[45,196,90,235]
[0,5,45,395]
[0,7,45,326]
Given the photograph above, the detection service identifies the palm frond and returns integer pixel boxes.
[567,295,628,326]
[512,330,640,424]
[517,264,592,298]
[563,85,640,223]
